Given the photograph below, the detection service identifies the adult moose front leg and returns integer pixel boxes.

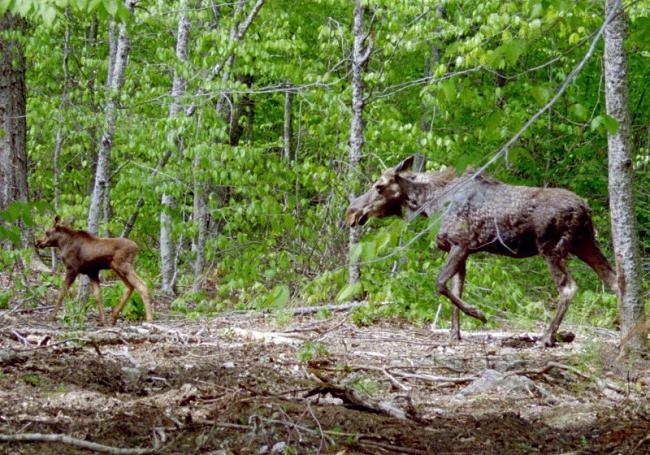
[436,245,486,341]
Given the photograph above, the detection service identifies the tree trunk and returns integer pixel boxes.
[87,2,135,234]
[0,13,29,230]
[283,88,293,161]
[603,0,646,352]
[161,0,191,295]
[348,0,372,284]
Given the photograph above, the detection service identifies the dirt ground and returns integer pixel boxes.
[1,301,650,455]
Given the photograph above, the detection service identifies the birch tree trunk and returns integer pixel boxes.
[161,0,191,295]
[348,0,372,284]
[87,1,136,234]
[603,0,646,352]
[0,13,29,247]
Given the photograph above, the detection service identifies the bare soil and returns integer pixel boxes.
[1,302,649,454]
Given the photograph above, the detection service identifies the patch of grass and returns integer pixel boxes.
[0,291,10,309]
[22,373,46,388]
[297,341,329,362]
[349,377,381,396]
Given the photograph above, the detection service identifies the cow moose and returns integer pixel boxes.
[346,156,619,346]
[35,216,154,325]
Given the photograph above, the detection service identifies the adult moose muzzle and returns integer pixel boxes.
[346,156,619,346]
[35,216,154,325]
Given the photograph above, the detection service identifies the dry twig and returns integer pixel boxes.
[0,433,156,454]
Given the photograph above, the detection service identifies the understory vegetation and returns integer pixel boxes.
[0,0,649,332]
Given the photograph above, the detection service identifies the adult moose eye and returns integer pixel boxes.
[374,183,386,193]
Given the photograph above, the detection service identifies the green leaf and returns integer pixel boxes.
[105,0,118,16]
[590,115,603,131]
[0,226,20,246]
[570,103,588,121]
[41,5,57,27]
[266,284,289,308]
[336,282,362,303]
[350,242,363,263]
[602,115,619,135]
[360,240,377,262]
[500,40,526,66]
[530,86,550,106]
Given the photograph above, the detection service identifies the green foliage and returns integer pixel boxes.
[297,341,329,362]
[0,200,49,246]
[12,0,649,334]
[21,373,45,388]
[0,291,10,309]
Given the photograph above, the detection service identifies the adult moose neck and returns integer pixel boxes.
[398,168,459,217]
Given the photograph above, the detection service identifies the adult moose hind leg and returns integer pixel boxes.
[540,254,577,347]
[449,260,466,342]
[436,245,486,342]
[571,236,619,297]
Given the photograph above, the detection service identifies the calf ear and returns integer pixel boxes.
[393,155,415,173]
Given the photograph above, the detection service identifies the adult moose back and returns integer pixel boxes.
[346,156,619,346]
[36,216,154,325]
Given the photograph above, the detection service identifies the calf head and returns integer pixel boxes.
[35,216,65,249]
[346,156,416,227]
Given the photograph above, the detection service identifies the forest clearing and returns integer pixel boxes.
[1,0,650,453]
[1,301,649,454]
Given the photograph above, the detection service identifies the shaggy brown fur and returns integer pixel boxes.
[35,216,153,325]
[347,156,618,346]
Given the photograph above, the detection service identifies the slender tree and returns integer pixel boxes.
[160,0,191,295]
[348,0,372,284]
[87,1,136,234]
[603,0,646,352]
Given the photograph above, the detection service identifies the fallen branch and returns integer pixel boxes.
[0,433,156,454]
[288,301,387,315]
[511,361,591,380]
[306,364,423,423]
[348,364,477,385]
[227,327,303,346]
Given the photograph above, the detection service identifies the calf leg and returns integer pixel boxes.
[436,246,486,334]
[540,256,577,347]
[449,260,466,342]
[111,283,134,325]
[112,264,153,322]
[52,270,77,322]
[89,276,106,325]
[127,269,153,322]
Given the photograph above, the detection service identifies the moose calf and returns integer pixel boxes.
[35,216,154,325]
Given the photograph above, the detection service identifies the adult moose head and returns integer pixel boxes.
[35,216,154,325]
[347,156,619,346]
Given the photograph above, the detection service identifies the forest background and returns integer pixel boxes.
[1,0,649,339]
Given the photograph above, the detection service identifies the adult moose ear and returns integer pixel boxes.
[54,215,61,226]
[393,155,415,173]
